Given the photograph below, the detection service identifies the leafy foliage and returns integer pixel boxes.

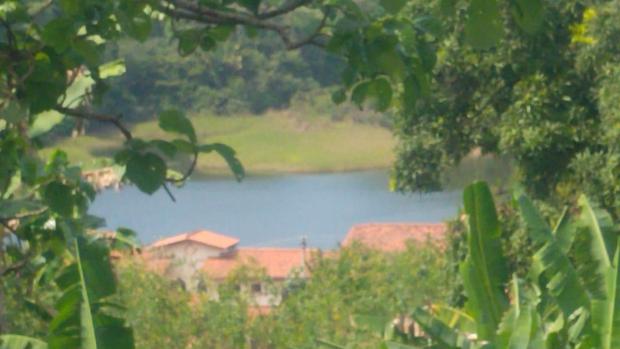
[47,237,134,349]
[328,182,620,348]
[112,242,452,349]
[3,1,614,349]
[375,0,620,220]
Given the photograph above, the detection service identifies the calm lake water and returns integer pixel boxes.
[90,171,462,249]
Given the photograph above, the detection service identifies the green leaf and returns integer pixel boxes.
[511,0,543,34]
[209,25,235,41]
[370,77,393,112]
[23,53,67,114]
[29,111,65,138]
[331,89,347,105]
[578,195,617,274]
[367,38,406,79]
[461,181,509,341]
[496,275,537,349]
[590,240,620,349]
[177,29,202,57]
[72,39,102,67]
[59,0,82,15]
[0,335,48,349]
[412,16,443,37]
[149,140,177,158]
[200,35,217,52]
[417,40,437,71]
[99,59,126,79]
[465,0,503,49]
[41,18,74,52]
[48,238,134,349]
[410,307,463,348]
[158,110,197,143]
[518,194,590,318]
[351,80,370,108]
[110,228,140,250]
[380,0,407,14]
[171,139,196,154]
[351,78,393,111]
[573,195,620,344]
[199,143,245,181]
[553,207,576,254]
[125,152,167,194]
[402,75,421,113]
[44,182,75,217]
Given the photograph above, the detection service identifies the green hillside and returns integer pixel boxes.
[46,111,395,176]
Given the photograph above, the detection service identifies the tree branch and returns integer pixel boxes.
[162,183,177,202]
[166,150,198,183]
[55,106,133,141]
[160,0,327,50]
[258,0,313,19]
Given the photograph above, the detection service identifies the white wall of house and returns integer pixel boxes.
[151,241,233,289]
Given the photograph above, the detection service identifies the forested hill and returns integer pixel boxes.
[101,18,344,122]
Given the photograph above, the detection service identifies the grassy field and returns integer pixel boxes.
[46,111,396,176]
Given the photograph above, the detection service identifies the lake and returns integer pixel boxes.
[90,171,462,249]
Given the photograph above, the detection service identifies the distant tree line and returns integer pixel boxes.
[100,19,344,121]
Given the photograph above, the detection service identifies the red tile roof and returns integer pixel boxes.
[150,230,239,250]
[341,223,447,252]
[203,248,310,280]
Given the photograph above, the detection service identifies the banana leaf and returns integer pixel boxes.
[47,237,134,349]
[0,335,48,349]
[518,195,589,318]
[461,181,509,341]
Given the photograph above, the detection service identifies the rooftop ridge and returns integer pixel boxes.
[351,222,446,226]
[237,247,313,251]
[149,229,239,249]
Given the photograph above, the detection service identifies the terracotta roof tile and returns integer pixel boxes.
[203,248,311,280]
[341,223,447,252]
[150,230,239,250]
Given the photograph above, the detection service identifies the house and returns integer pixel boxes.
[146,229,240,289]
[202,247,311,306]
[341,223,447,252]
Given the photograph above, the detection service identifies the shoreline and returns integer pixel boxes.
[190,165,392,179]
[84,165,393,191]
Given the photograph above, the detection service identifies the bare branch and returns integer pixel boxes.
[258,0,314,19]
[284,9,330,50]
[55,106,133,141]
[162,183,177,202]
[0,207,48,224]
[160,0,327,50]
[172,0,285,31]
